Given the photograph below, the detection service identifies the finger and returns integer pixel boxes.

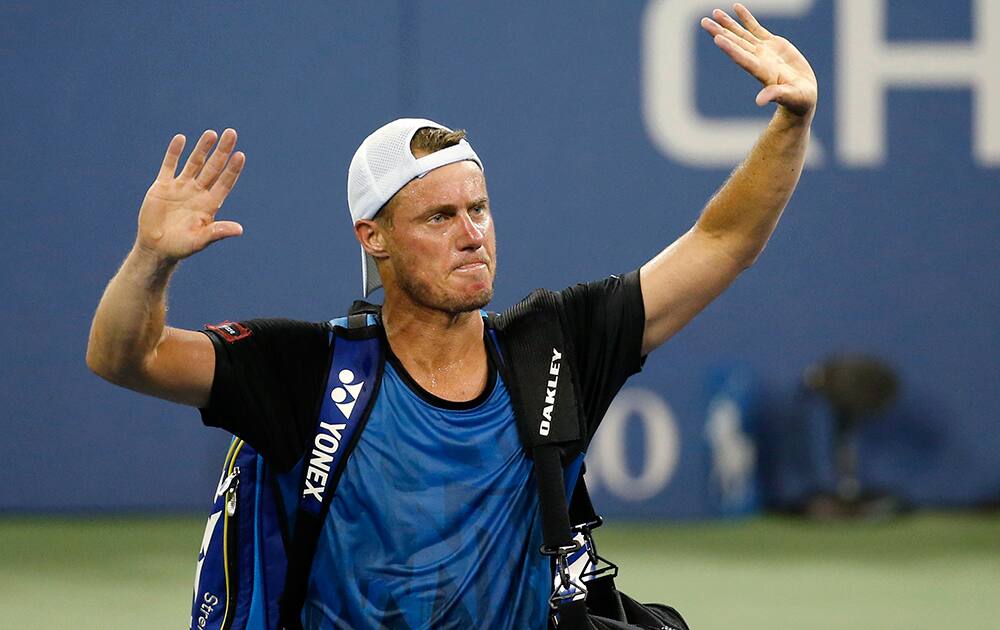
[756,85,782,106]
[701,17,755,53]
[197,220,244,251]
[713,34,763,77]
[756,85,813,115]
[209,151,246,205]
[196,128,237,189]
[179,130,219,180]
[734,3,772,39]
[755,84,806,109]
[210,220,244,241]
[712,8,758,44]
[157,134,185,181]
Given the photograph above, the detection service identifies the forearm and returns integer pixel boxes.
[86,246,176,386]
[695,106,812,266]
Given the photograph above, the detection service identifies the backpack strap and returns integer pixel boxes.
[535,446,592,628]
[278,312,385,629]
[493,289,584,454]
[492,290,595,628]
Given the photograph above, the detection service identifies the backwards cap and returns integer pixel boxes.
[347,118,484,296]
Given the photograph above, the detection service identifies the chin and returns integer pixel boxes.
[445,287,494,314]
[438,275,495,312]
[398,274,494,314]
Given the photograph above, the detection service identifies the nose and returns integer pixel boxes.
[455,210,487,251]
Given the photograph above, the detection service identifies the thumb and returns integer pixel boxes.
[201,220,244,248]
[755,84,785,107]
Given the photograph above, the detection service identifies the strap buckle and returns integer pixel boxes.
[542,540,588,611]
[573,518,619,582]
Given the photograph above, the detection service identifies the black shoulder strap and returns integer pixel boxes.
[493,289,584,454]
[493,289,595,628]
[278,312,385,629]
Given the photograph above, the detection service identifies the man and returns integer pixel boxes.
[87,4,816,628]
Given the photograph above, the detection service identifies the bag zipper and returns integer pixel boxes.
[219,443,244,630]
[221,468,240,517]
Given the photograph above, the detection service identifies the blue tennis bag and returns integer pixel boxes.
[190,312,383,630]
[191,437,286,629]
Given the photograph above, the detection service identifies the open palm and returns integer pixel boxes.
[701,3,818,117]
[137,128,246,262]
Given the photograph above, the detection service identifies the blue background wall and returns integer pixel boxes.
[2,0,997,517]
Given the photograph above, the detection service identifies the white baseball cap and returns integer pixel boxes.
[347,118,484,296]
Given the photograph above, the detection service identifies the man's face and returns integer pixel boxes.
[379,160,496,313]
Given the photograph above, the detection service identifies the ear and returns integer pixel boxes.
[355,219,390,261]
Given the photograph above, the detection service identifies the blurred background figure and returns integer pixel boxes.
[801,354,902,519]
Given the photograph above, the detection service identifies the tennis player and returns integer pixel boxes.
[87,5,817,628]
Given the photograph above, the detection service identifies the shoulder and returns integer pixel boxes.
[495,270,643,327]
[494,288,562,326]
[558,270,642,307]
[202,317,333,353]
[204,317,331,335]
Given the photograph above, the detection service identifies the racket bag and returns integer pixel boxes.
[190,312,384,630]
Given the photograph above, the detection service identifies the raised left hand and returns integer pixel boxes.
[701,3,818,118]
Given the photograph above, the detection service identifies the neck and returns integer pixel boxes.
[379,290,488,402]
[382,299,484,364]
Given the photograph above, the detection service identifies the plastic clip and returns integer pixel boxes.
[542,540,588,612]
[573,518,619,582]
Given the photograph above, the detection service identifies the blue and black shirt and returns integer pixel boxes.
[200,270,645,630]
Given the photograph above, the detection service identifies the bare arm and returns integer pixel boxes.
[640,3,817,355]
[86,129,246,407]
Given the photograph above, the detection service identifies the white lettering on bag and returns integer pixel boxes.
[540,348,562,436]
[302,422,347,502]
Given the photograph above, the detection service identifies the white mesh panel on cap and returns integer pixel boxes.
[363,124,415,197]
[347,148,374,218]
[347,118,450,222]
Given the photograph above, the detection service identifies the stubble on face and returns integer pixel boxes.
[393,245,497,315]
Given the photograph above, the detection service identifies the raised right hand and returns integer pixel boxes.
[136,128,246,262]
[700,4,817,118]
